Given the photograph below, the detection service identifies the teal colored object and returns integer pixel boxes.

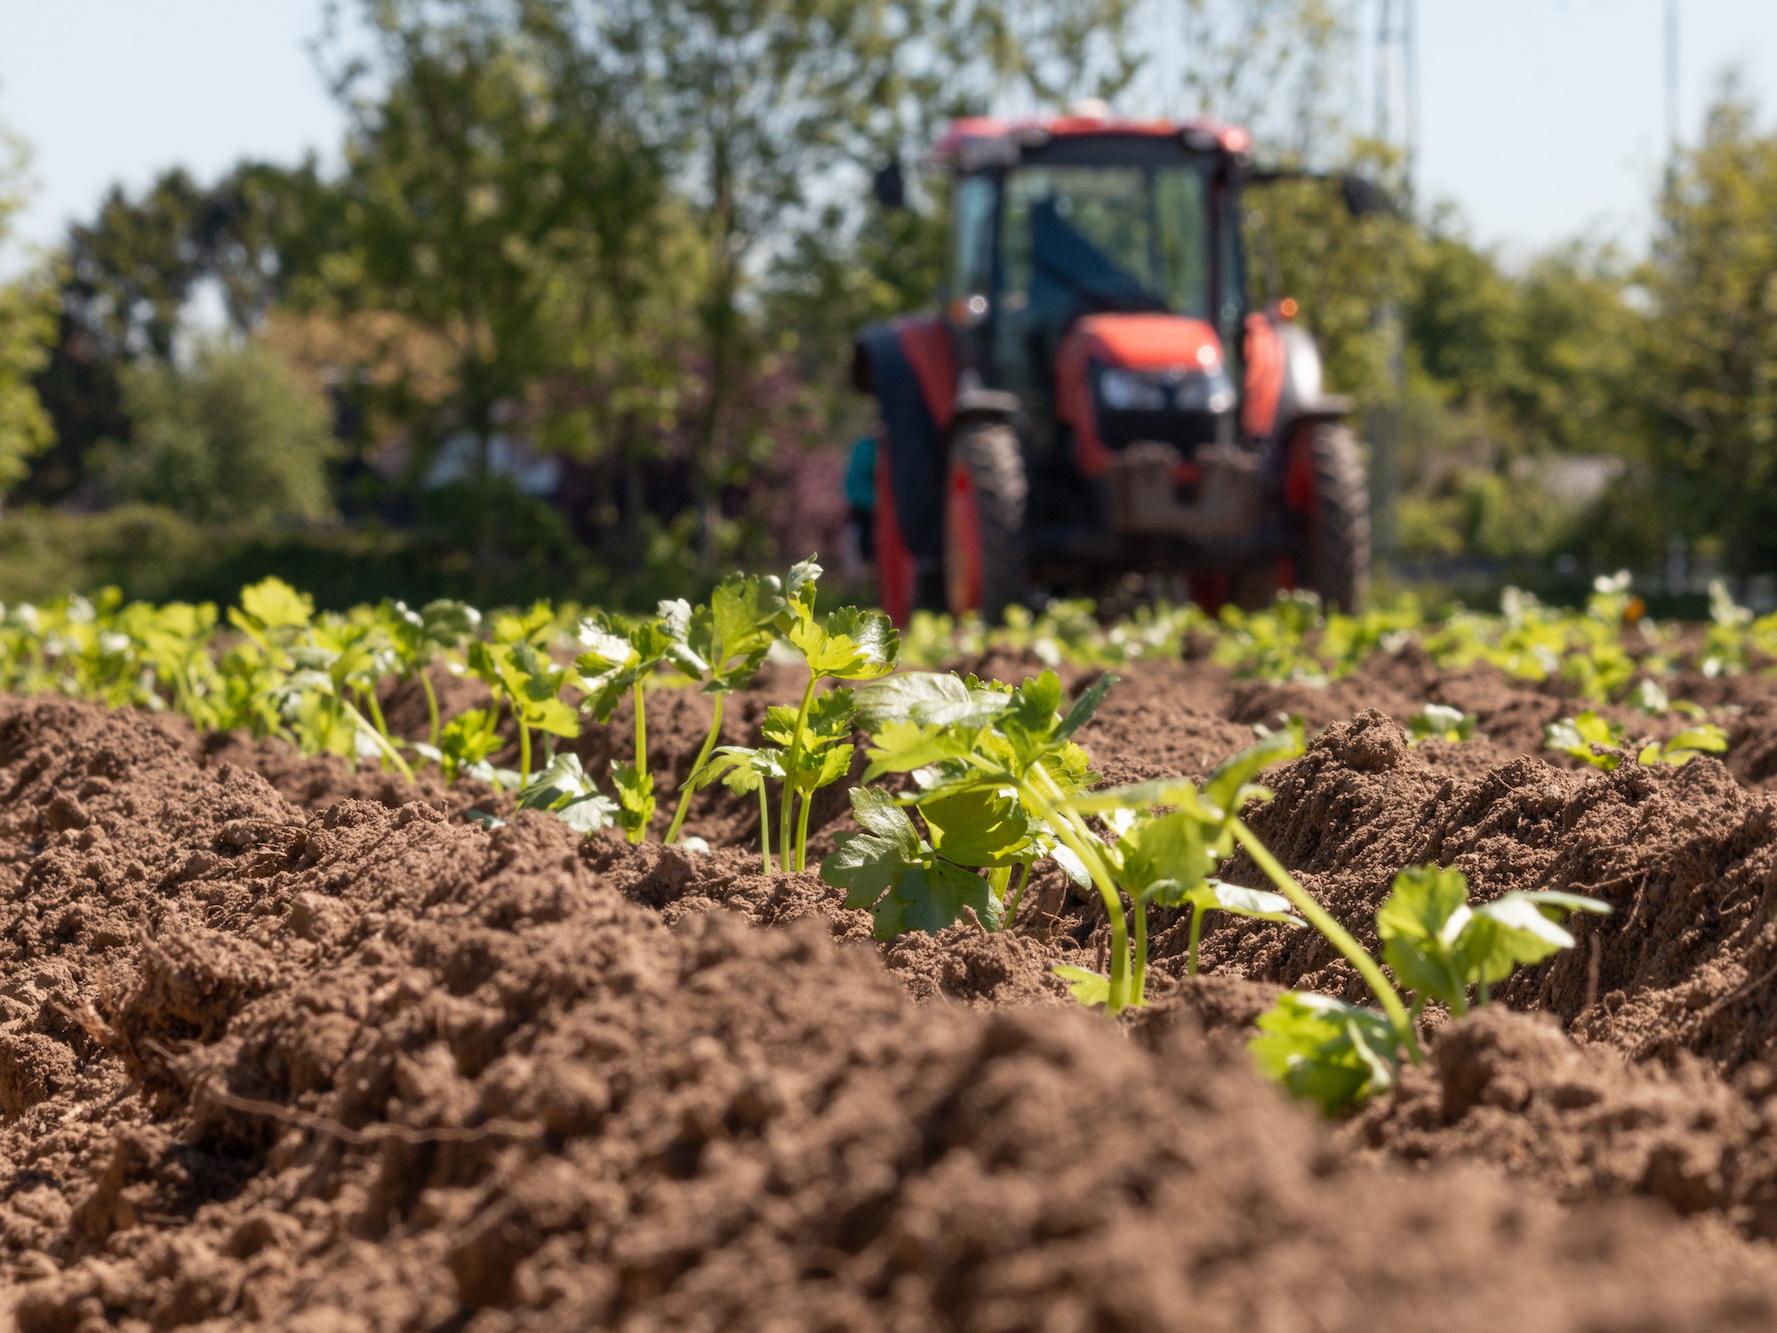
[844,435,878,510]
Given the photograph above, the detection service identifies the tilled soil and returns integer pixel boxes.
[12,650,1777,1328]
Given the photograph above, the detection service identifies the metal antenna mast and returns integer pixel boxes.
[1368,0,1416,568]
[1664,0,1680,166]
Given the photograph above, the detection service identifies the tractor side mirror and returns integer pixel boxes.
[872,157,907,210]
[1339,174,1399,219]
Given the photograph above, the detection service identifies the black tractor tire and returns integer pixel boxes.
[943,419,1028,623]
[1301,421,1371,611]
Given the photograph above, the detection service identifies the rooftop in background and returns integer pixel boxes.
[931,114,1252,167]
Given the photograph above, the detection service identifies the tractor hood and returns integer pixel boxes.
[1069,313,1224,373]
[1056,314,1235,478]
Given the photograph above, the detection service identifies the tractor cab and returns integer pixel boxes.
[938,116,1246,463]
[854,111,1375,624]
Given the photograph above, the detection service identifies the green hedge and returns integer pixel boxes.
[0,505,610,610]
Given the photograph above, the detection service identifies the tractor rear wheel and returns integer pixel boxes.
[943,420,1027,622]
[1294,421,1370,611]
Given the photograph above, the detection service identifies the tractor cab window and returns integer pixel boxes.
[1000,165,1211,317]
[950,174,996,299]
[992,162,1212,419]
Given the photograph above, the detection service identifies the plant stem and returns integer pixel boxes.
[364,687,392,740]
[1003,861,1034,926]
[1229,820,1414,1043]
[778,672,819,869]
[1187,904,1204,976]
[988,865,1012,901]
[1131,893,1149,999]
[665,693,724,845]
[795,793,814,872]
[518,717,532,787]
[1023,771,1130,1013]
[342,699,414,783]
[633,679,647,773]
[757,782,773,875]
[420,670,441,748]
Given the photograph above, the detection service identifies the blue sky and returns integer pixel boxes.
[3,1,1776,265]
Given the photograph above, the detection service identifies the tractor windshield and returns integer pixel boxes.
[1002,164,1211,317]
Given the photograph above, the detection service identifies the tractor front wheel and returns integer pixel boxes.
[1289,421,1370,611]
[943,420,1027,623]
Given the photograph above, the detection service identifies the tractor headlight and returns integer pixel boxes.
[1172,366,1236,413]
[1097,367,1171,413]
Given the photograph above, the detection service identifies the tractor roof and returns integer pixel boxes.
[932,114,1252,169]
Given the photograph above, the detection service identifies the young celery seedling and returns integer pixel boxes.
[849,668,1122,989]
[381,598,481,749]
[773,557,898,871]
[821,784,1034,939]
[685,744,786,873]
[1252,865,1609,1115]
[415,707,505,787]
[1543,710,1625,769]
[291,615,414,781]
[467,604,578,789]
[656,575,779,845]
[1405,703,1474,744]
[575,611,677,843]
[1637,723,1728,766]
[468,752,618,834]
[1059,724,1307,1012]
[220,577,315,741]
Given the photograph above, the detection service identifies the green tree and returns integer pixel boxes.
[316,0,676,561]
[0,126,56,499]
[90,338,336,524]
[1640,82,1777,570]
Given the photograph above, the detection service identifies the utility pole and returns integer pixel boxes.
[1664,0,1680,162]
[1370,0,1416,573]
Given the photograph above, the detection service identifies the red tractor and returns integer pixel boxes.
[852,111,1385,624]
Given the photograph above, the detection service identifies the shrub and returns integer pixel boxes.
[91,337,335,524]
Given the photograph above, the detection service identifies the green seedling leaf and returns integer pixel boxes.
[782,555,823,626]
[574,613,676,721]
[846,786,920,857]
[1250,991,1400,1118]
[1119,809,1221,904]
[1638,723,1728,767]
[919,786,1032,867]
[1406,703,1474,744]
[821,786,1002,939]
[1456,889,1611,989]
[1187,879,1302,924]
[612,763,656,843]
[233,577,314,634]
[1544,710,1625,770]
[1375,864,1474,1011]
[1200,723,1305,819]
[1629,678,1670,716]
[1375,866,1610,1011]
[871,859,1001,938]
[852,670,1010,730]
[861,718,981,781]
[515,752,620,834]
[1055,672,1119,739]
[1053,963,1112,1009]
[787,605,899,680]
[431,707,503,784]
[666,573,780,691]
[689,744,786,796]
[1049,839,1091,890]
